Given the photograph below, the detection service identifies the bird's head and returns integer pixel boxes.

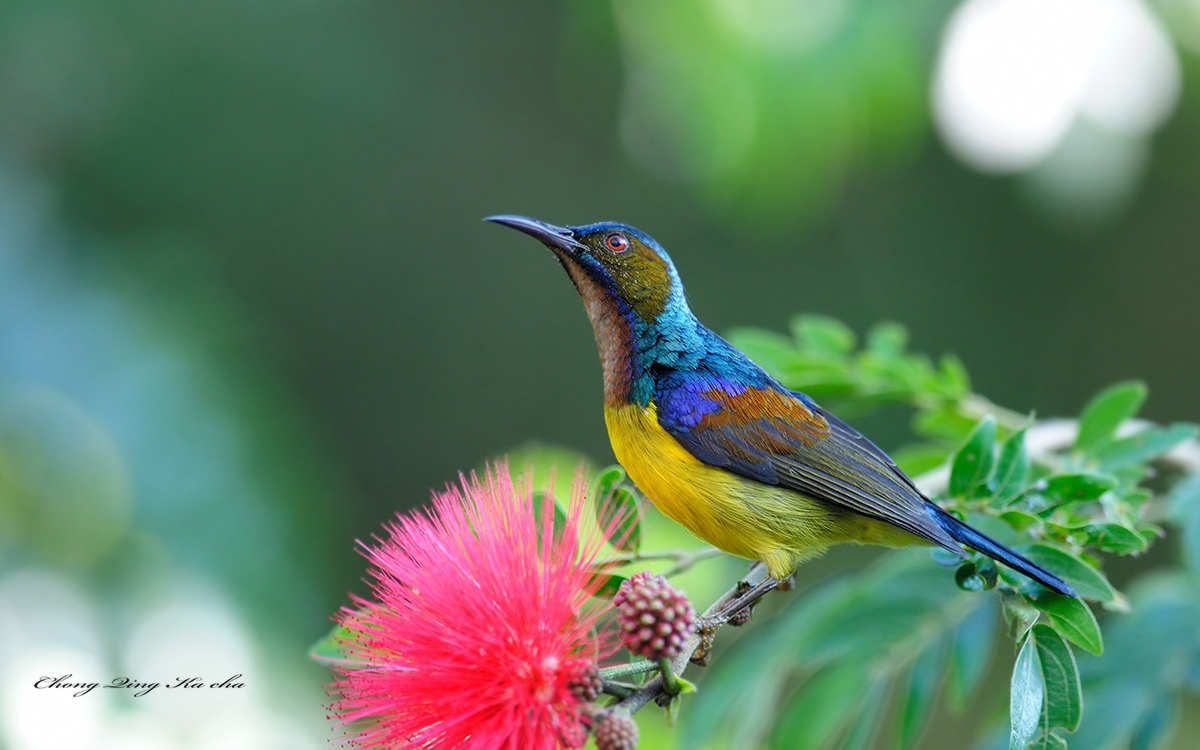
[486,215,687,324]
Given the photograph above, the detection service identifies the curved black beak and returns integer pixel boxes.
[485,215,586,254]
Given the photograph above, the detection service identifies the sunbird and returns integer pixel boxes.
[487,215,1074,597]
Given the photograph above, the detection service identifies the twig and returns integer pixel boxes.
[957,394,1031,431]
[595,546,726,577]
[600,661,658,680]
[609,563,775,715]
[661,546,726,577]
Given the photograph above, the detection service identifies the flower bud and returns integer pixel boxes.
[594,710,638,750]
[566,665,603,703]
[614,572,695,660]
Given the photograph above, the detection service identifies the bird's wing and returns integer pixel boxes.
[657,379,962,551]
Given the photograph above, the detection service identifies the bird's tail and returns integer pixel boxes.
[925,501,1076,597]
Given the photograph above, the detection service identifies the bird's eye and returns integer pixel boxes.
[605,233,629,253]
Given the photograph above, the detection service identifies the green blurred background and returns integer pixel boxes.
[1,0,1198,747]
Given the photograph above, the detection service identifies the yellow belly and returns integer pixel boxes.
[604,402,923,578]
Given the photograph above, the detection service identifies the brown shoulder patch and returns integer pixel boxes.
[696,387,831,456]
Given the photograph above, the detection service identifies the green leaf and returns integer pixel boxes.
[663,674,698,725]
[590,464,625,504]
[1022,544,1116,603]
[956,562,985,592]
[664,693,682,726]
[951,416,997,498]
[1010,635,1045,750]
[1075,381,1147,454]
[531,490,569,541]
[977,557,999,589]
[948,601,996,710]
[1113,465,1151,489]
[1027,591,1104,655]
[993,429,1031,505]
[1087,522,1149,555]
[1138,523,1162,545]
[1092,423,1198,471]
[915,408,981,441]
[898,642,944,750]
[771,662,869,750]
[595,485,642,552]
[999,510,1043,533]
[792,314,856,356]
[1031,624,1081,732]
[938,354,972,398]
[839,678,888,750]
[1004,597,1040,642]
[865,321,907,358]
[1043,473,1118,504]
[956,560,996,591]
[1029,732,1069,750]
[309,624,350,664]
[776,357,858,396]
[591,572,626,599]
[309,617,369,668]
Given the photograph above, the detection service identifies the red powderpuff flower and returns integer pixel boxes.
[329,463,633,750]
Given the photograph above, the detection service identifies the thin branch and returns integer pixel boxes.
[600,661,658,680]
[609,563,774,715]
[661,546,726,577]
[594,546,726,577]
[957,394,1032,432]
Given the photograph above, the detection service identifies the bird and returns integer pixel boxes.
[486,215,1075,598]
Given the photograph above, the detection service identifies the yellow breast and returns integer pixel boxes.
[603,402,923,578]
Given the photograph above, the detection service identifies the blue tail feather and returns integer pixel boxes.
[925,502,1076,597]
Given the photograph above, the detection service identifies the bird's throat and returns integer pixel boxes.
[563,257,701,408]
[571,272,638,405]
[567,264,643,407]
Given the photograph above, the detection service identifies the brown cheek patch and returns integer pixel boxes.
[610,243,672,320]
[697,387,831,456]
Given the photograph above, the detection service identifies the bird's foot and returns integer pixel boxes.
[717,576,781,621]
[690,617,720,666]
[689,575,783,665]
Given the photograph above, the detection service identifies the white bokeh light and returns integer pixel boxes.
[1080,4,1180,135]
[0,569,323,750]
[0,570,108,750]
[121,579,261,729]
[3,649,109,750]
[934,0,1180,173]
